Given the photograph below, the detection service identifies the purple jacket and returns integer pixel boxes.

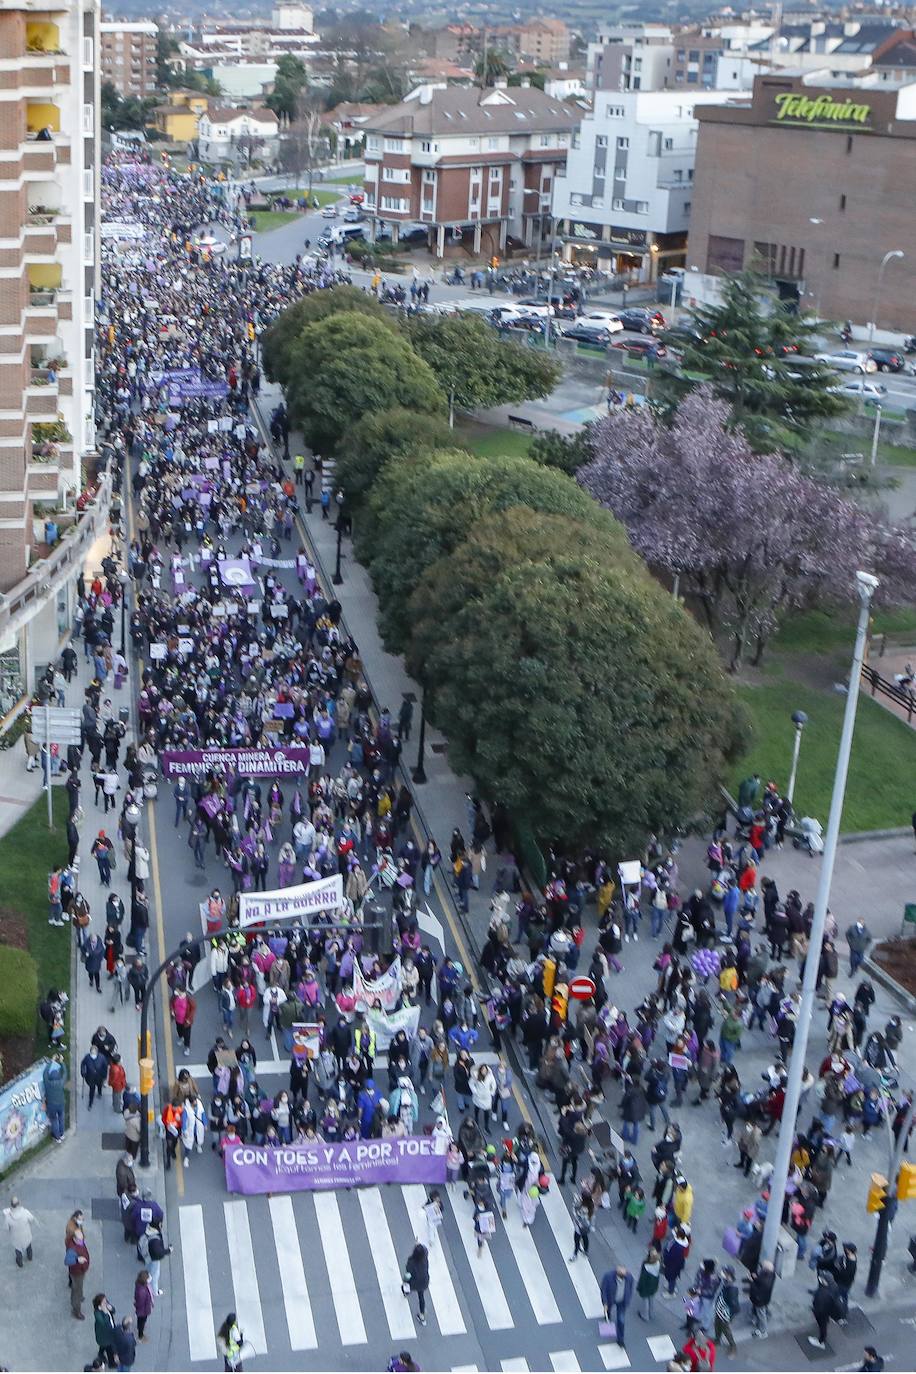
[134,1279,154,1318]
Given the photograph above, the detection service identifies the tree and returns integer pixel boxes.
[336,407,459,507]
[362,449,633,650]
[528,427,594,476]
[279,100,330,194]
[261,286,385,389]
[284,313,445,455]
[657,271,848,451]
[475,49,512,86]
[266,54,308,123]
[406,507,742,854]
[405,314,560,426]
[100,81,157,132]
[579,388,916,669]
[508,71,546,90]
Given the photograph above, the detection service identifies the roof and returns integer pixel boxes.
[205,106,279,125]
[322,101,387,123]
[364,85,578,137]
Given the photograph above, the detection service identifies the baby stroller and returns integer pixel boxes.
[793,817,824,857]
[142,769,159,801]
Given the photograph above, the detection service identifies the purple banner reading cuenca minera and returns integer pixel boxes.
[161,746,311,778]
[224,1138,448,1194]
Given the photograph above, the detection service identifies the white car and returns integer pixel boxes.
[582,310,625,334]
[320,206,338,218]
[838,379,887,400]
[815,349,877,374]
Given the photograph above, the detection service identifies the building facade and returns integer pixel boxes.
[99,20,158,99]
[0,0,101,706]
[363,83,575,258]
[196,106,279,164]
[687,73,916,328]
[552,89,730,280]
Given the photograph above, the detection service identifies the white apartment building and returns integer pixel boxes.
[0,0,104,711]
[552,89,740,280]
[197,106,279,163]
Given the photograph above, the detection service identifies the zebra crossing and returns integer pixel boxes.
[174,1176,626,1369]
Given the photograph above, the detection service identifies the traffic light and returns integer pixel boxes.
[551,981,569,1024]
[247,321,255,341]
[139,1057,155,1097]
[867,1172,889,1212]
[897,1161,916,1201]
[542,956,556,1000]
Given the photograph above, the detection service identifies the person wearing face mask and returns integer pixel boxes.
[65,1221,90,1319]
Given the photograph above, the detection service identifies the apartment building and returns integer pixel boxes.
[363,83,576,259]
[0,0,102,708]
[552,89,732,280]
[99,19,158,99]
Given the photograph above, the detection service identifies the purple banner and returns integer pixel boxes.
[167,378,229,403]
[161,746,312,778]
[224,1137,448,1195]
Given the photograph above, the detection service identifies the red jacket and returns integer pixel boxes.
[682,1337,716,1371]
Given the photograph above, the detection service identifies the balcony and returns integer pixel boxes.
[21,142,56,175]
[23,225,57,255]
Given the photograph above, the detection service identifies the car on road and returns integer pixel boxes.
[836,379,888,400]
[319,206,338,218]
[342,208,362,223]
[580,310,625,333]
[612,337,668,360]
[617,307,666,334]
[815,348,877,374]
[514,299,552,318]
[561,322,613,344]
[868,347,907,373]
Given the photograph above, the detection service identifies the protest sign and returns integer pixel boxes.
[366,1003,420,1050]
[237,874,343,927]
[354,956,402,1013]
[161,745,313,779]
[225,1137,446,1195]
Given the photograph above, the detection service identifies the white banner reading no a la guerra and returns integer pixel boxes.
[238,874,343,928]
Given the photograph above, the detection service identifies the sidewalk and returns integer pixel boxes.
[0,553,169,1372]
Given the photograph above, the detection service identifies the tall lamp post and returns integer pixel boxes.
[761,570,879,1272]
[411,687,428,784]
[868,250,904,347]
[332,513,344,586]
[118,569,129,658]
[785,709,808,807]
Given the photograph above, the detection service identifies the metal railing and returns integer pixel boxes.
[861,662,916,725]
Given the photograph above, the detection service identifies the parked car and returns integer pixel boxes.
[342,208,362,222]
[515,299,552,319]
[815,349,877,374]
[837,379,888,400]
[868,347,907,373]
[612,337,668,360]
[617,307,666,334]
[562,322,612,344]
[319,206,338,218]
[580,310,625,333]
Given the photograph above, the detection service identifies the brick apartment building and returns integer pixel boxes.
[363,83,576,258]
[0,0,102,707]
[100,19,158,99]
[687,73,916,329]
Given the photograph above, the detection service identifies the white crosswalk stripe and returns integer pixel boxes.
[403,1183,466,1335]
[357,1187,416,1340]
[445,1184,513,1330]
[179,1204,216,1362]
[539,1180,605,1318]
[503,1199,562,1325]
[223,1200,267,1355]
[501,1360,530,1371]
[550,1353,581,1371]
[268,1196,318,1350]
[599,1345,631,1371]
[314,1190,368,1345]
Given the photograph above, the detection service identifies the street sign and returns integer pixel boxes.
[33,706,81,744]
[569,976,596,1002]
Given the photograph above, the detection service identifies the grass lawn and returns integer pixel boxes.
[772,606,916,656]
[0,795,69,1081]
[251,209,300,232]
[809,428,916,468]
[733,675,916,832]
[266,186,341,207]
[455,423,534,460]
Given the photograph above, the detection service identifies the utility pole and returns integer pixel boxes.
[760,571,878,1269]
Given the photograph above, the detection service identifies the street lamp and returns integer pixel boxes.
[118,569,129,657]
[786,709,808,806]
[411,686,428,784]
[761,570,879,1273]
[332,516,344,586]
[868,250,905,346]
[808,219,824,319]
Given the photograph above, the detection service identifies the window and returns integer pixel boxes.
[833,252,841,269]
[612,197,625,210]
[383,166,411,183]
[383,136,405,153]
[616,136,629,149]
[380,196,409,212]
[605,105,624,118]
[83,231,93,262]
[82,103,94,134]
[635,201,649,213]
[684,201,691,215]
[485,136,501,150]
[420,140,432,152]
[366,135,380,151]
[539,134,550,147]
[663,137,673,151]
[596,135,608,147]
[83,37,94,68]
[82,168,94,201]
[422,169,435,184]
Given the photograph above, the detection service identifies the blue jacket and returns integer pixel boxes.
[43,1059,68,1109]
[357,1084,381,1137]
[601,1269,634,1312]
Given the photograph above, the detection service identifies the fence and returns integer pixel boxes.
[861,663,916,725]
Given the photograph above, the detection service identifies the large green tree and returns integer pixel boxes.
[362,449,633,650]
[261,286,385,390]
[336,407,460,507]
[658,271,847,451]
[266,54,308,122]
[407,507,742,853]
[405,314,561,426]
[284,313,445,455]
